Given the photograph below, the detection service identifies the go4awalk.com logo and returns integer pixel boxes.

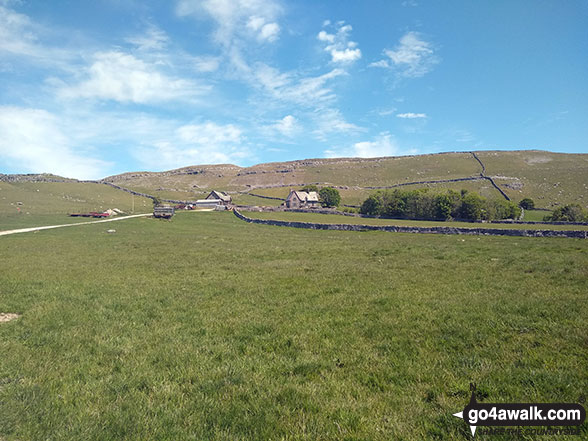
[452,384,586,437]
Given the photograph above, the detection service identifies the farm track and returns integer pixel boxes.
[0,213,151,237]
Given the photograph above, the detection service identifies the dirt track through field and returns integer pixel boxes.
[0,213,151,237]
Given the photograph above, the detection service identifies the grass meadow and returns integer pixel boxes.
[0,211,587,440]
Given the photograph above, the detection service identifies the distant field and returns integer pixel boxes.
[521,209,550,222]
[1,212,586,440]
[477,151,588,208]
[0,182,152,230]
[244,210,588,231]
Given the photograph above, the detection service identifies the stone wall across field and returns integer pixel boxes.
[233,210,587,239]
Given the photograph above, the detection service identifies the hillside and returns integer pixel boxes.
[101,150,588,209]
[2,151,587,222]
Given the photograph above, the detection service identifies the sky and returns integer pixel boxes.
[0,0,586,179]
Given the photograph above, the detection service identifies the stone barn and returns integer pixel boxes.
[285,190,320,209]
[206,190,232,205]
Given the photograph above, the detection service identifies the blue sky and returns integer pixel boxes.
[0,0,586,179]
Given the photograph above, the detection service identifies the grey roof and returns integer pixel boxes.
[208,190,231,202]
[288,191,319,202]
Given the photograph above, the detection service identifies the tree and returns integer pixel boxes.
[319,187,341,208]
[548,204,588,222]
[301,184,319,193]
[460,193,486,220]
[360,194,383,215]
[434,194,453,220]
[519,198,535,210]
[152,196,162,207]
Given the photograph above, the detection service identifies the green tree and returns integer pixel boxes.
[301,184,319,193]
[360,194,383,215]
[319,187,341,208]
[519,198,535,210]
[434,194,453,220]
[548,204,588,222]
[460,193,486,220]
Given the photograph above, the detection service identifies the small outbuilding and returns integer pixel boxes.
[285,190,320,209]
[206,190,232,205]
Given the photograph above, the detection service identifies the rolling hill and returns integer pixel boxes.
[1,150,587,225]
[100,150,587,209]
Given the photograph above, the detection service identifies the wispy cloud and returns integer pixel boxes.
[0,4,73,67]
[371,31,439,78]
[176,0,282,46]
[252,63,345,106]
[324,132,412,158]
[135,121,250,170]
[125,25,169,51]
[396,112,427,119]
[317,22,361,64]
[58,51,210,104]
[313,107,364,140]
[0,106,111,179]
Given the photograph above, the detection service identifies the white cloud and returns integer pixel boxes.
[0,4,72,66]
[135,121,250,170]
[396,112,427,119]
[371,31,439,78]
[0,106,110,179]
[59,51,209,104]
[177,0,282,46]
[247,15,280,42]
[126,25,169,51]
[317,30,334,43]
[0,5,38,56]
[191,55,220,72]
[324,133,410,158]
[318,22,361,64]
[313,108,363,140]
[253,63,345,106]
[272,115,299,137]
[352,133,399,157]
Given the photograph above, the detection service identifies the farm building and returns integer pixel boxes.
[195,199,224,209]
[153,205,175,218]
[285,190,320,209]
[206,190,232,205]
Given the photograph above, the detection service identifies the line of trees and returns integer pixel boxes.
[544,204,588,222]
[360,188,521,221]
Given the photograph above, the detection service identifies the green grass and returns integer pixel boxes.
[521,209,551,222]
[0,182,152,230]
[1,212,587,440]
[244,210,588,231]
[477,151,588,208]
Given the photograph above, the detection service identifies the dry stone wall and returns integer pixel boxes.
[233,210,587,239]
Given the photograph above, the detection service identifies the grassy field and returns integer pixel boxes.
[244,210,588,231]
[521,209,550,222]
[0,211,586,440]
[0,182,152,230]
